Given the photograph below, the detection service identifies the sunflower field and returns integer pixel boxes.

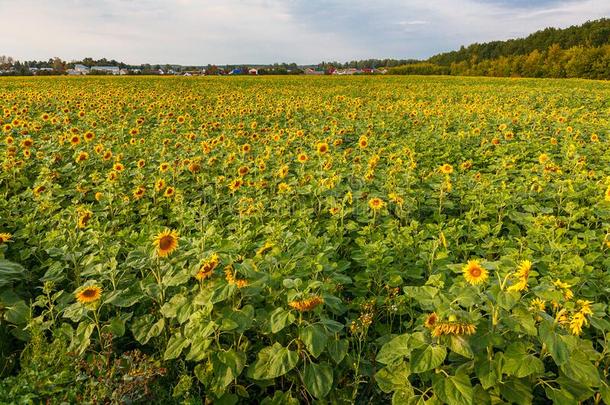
[1,75,610,404]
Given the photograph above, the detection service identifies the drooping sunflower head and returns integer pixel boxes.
[154,229,179,257]
[462,260,489,285]
[0,233,12,244]
[75,285,102,304]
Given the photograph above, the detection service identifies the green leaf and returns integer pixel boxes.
[377,334,412,365]
[544,387,577,405]
[299,324,327,358]
[186,338,212,362]
[0,259,25,287]
[375,361,411,393]
[449,335,473,359]
[249,343,298,380]
[210,350,247,393]
[327,339,348,364]
[160,293,188,318]
[432,371,473,405]
[392,389,416,405]
[304,362,333,398]
[164,333,189,360]
[474,355,502,390]
[559,350,601,387]
[131,315,165,345]
[269,307,295,334]
[539,320,570,366]
[502,343,544,378]
[70,322,94,355]
[410,345,446,373]
[500,378,533,405]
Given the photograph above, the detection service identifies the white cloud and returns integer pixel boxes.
[0,0,608,64]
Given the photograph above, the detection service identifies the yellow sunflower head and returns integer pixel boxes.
[75,285,102,304]
[462,260,489,285]
[368,197,385,211]
[154,229,179,257]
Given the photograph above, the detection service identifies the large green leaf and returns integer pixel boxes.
[410,345,446,373]
[131,314,165,345]
[248,343,298,380]
[377,334,412,365]
[299,324,327,358]
[502,343,544,378]
[0,259,25,287]
[164,333,189,360]
[304,362,333,398]
[269,307,295,333]
[375,361,411,393]
[539,320,570,366]
[432,372,473,405]
[559,350,601,387]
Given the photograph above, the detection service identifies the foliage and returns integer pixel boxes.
[0,75,609,403]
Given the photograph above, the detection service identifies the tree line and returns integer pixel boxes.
[389,19,610,79]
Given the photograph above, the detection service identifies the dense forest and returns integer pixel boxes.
[389,18,610,79]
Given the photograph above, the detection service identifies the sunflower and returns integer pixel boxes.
[70,135,80,146]
[316,142,329,154]
[21,138,33,148]
[33,185,46,196]
[155,179,166,191]
[103,151,113,161]
[297,153,308,163]
[228,178,243,192]
[507,260,531,292]
[78,210,93,229]
[164,186,175,198]
[256,241,274,256]
[605,185,610,202]
[238,166,249,176]
[277,165,289,178]
[289,296,324,312]
[84,131,95,141]
[460,160,472,170]
[368,197,385,211]
[241,143,251,153]
[113,162,125,172]
[439,163,453,174]
[195,254,220,281]
[358,136,368,148]
[0,233,12,244]
[424,312,438,329]
[462,260,488,285]
[154,229,179,257]
[75,285,102,304]
[432,321,476,337]
[137,159,146,168]
[159,162,170,172]
[75,151,89,163]
[133,186,146,200]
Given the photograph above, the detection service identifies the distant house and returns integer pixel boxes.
[248,68,258,75]
[119,69,129,75]
[91,66,120,75]
[74,64,90,74]
[229,68,242,75]
[304,68,324,75]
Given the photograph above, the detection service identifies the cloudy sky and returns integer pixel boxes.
[0,0,608,65]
